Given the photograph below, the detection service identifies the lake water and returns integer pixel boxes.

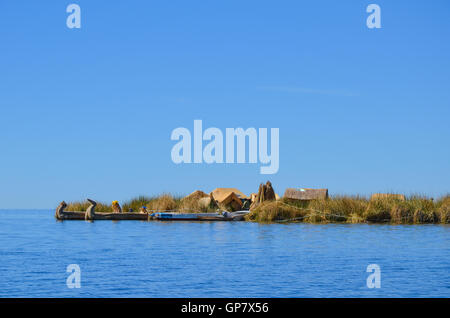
[0,210,449,297]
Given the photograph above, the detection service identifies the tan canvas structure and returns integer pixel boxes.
[370,193,406,201]
[218,192,243,211]
[211,188,248,211]
[284,188,328,201]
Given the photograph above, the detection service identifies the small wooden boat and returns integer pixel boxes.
[150,211,249,221]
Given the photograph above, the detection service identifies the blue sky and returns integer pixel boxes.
[0,0,449,208]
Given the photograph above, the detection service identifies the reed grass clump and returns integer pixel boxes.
[65,194,181,213]
[409,196,437,224]
[247,195,448,224]
[148,194,179,211]
[66,201,113,212]
[178,197,200,212]
[121,195,155,212]
[360,195,437,224]
[247,197,369,223]
[308,196,368,222]
[364,198,396,223]
[246,201,306,222]
[436,195,450,224]
[178,197,218,213]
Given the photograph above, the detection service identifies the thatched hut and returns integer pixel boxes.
[183,190,210,201]
[283,188,329,201]
[211,188,248,200]
[181,190,218,211]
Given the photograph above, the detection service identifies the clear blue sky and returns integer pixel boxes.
[1,1,449,209]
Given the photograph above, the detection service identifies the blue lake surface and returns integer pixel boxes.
[0,210,449,297]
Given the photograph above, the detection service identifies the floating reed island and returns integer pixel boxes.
[56,182,450,224]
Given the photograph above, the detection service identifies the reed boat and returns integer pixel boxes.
[55,199,151,221]
[56,211,150,221]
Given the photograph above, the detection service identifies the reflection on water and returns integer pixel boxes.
[0,210,449,297]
